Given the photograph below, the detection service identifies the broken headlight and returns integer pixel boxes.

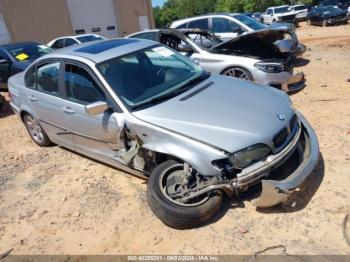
[254,62,284,73]
[229,144,271,169]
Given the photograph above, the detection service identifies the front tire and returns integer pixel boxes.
[147,160,222,229]
[23,114,52,147]
[222,67,253,81]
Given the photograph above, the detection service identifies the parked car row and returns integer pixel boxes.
[128,28,304,92]
[2,13,320,229]
[260,2,349,27]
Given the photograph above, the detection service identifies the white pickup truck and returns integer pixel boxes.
[261,5,297,25]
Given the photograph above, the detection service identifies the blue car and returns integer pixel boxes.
[0,42,52,87]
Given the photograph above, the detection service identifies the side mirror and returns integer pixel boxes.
[85,101,108,116]
[0,58,10,65]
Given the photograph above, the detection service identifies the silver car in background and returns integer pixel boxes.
[170,13,306,56]
[9,39,319,229]
[128,28,305,92]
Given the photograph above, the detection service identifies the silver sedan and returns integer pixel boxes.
[9,39,318,229]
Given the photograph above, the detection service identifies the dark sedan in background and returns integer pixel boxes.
[320,0,350,10]
[307,6,348,26]
[0,42,52,87]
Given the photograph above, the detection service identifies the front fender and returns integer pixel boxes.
[128,121,226,177]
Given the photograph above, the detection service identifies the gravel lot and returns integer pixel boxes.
[1,22,350,255]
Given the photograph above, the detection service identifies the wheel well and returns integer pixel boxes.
[20,111,30,122]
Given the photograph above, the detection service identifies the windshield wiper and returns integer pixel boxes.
[132,72,210,110]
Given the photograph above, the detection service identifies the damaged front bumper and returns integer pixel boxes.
[236,112,319,208]
[264,71,305,93]
[281,72,305,92]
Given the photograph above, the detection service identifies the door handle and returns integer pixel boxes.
[28,95,38,102]
[63,106,75,114]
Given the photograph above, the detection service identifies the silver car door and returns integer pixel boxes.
[25,61,74,148]
[61,62,124,161]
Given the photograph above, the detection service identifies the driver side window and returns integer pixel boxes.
[64,64,105,105]
[212,17,242,33]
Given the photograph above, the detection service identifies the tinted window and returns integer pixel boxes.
[212,18,241,33]
[65,38,78,47]
[36,62,60,96]
[274,7,290,13]
[52,39,65,49]
[76,35,104,43]
[131,32,157,41]
[294,5,307,11]
[188,19,209,30]
[25,66,36,89]
[267,9,272,15]
[64,64,105,104]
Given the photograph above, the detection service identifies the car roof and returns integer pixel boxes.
[54,34,103,40]
[0,42,41,49]
[42,38,156,64]
[270,5,290,8]
[172,13,240,24]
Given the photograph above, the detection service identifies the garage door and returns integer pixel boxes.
[66,0,120,39]
[0,14,11,45]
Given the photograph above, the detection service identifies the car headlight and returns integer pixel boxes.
[229,144,271,169]
[254,62,284,73]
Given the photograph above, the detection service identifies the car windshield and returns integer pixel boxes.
[6,44,52,62]
[318,6,339,12]
[294,5,307,11]
[274,7,290,13]
[98,45,205,110]
[234,14,266,30]
[77,35,104,43]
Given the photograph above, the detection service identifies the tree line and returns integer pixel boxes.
[153,0,320,27]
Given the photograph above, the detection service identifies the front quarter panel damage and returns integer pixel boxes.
[125,119,227,177]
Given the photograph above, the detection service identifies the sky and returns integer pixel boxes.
[152,0,166,7]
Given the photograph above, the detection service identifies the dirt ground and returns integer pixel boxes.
[1,22,350,256]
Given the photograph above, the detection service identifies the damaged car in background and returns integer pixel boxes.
[170,13,306,56]
[9,39,319,229]
[128,28,305,92]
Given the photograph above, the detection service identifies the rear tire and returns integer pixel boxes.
[147,160,222,229]
[0,94,5,111]
[23,114,52,147]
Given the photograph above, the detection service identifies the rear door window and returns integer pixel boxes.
[36,62,61,96]
[212,18,241,33]
[188,19,209,30]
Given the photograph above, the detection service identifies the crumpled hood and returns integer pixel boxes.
[210,29,293,58]
[133,75,295,153]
